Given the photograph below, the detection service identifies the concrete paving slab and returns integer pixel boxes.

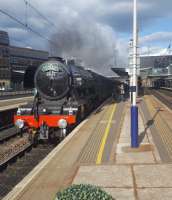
[146,128,162,163]
[117,143,153,153]
[116,143,129,154]
[119,109,147,145]
[116,152,155,164]
[120,128,129,138]
[104,188,135,200]
[116,99,160,166]
[118,136,149,144]
[138,188,172,200]
[73,165,133,188]
[120,113,130,138]
[134,164,172,187]
[118,137,131,143]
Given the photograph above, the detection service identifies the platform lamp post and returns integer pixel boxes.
[131,0,139,148]
[129,39,133,103]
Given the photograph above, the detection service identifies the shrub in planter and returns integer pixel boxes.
[55,184,114,200]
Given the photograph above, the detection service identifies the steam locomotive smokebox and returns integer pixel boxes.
[34,60,71,100]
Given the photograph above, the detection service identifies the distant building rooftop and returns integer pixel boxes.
[10,46,48,60]
[111,68,129,78]
[0,31,9,46]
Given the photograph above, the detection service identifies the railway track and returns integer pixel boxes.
[148,88,172,110]
[0,126,19,143]
[0,127,66,199]
[0,130,56,199]
[0,125,80,199]
[0,107,19,143]
[0,134,32,169]
[0,143,54,199]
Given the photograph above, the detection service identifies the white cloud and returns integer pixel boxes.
[1,0,172,71]
[140,32,172,44]
[140,46,169,56]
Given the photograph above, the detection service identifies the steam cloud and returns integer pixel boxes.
[49,18,127,75]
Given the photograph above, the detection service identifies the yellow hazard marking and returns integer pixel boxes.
[96,104,116,165]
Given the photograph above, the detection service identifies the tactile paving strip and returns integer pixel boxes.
[144,96,172,162]
[101,102,125,163]
[78,103,115,164]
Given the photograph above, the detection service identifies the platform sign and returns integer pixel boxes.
[129,86,136,92]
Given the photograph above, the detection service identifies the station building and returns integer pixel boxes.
[10,46,48,89]
[0,31,11,89]
[139,55,172,86]
[140,55,172,77]
[0,30,49,90]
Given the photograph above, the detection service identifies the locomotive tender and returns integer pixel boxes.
[14,57,115,141]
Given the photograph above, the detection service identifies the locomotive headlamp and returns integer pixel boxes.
[17,108,21,115]
[15,119,24,129]
[43,108,47,113]
[58,119,67,129]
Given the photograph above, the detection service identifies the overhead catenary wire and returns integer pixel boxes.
[24,0,56,27]
[0,8,56,47]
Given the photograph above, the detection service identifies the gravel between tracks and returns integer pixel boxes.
[0,135,31,166]
[0,143,54,199]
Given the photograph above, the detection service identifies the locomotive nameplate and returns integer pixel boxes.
[41,63,63,72]
[129,86,136,92]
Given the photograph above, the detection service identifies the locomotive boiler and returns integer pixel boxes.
[14,57,115,141]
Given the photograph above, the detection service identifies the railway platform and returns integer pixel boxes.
[3,94,172,200]
[0,96,33,111]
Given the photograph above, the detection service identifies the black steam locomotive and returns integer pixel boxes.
[14,57,116,141]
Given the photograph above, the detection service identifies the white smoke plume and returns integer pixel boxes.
[50,17,127,75]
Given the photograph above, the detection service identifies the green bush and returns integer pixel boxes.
[55,184,114,200]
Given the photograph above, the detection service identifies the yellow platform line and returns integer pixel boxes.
[96,104,116,165]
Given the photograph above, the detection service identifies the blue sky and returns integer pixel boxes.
[139,18,172,47]
[0,0,172,70]
[141,18,172,36]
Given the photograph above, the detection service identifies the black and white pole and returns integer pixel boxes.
[131,0,139,148]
